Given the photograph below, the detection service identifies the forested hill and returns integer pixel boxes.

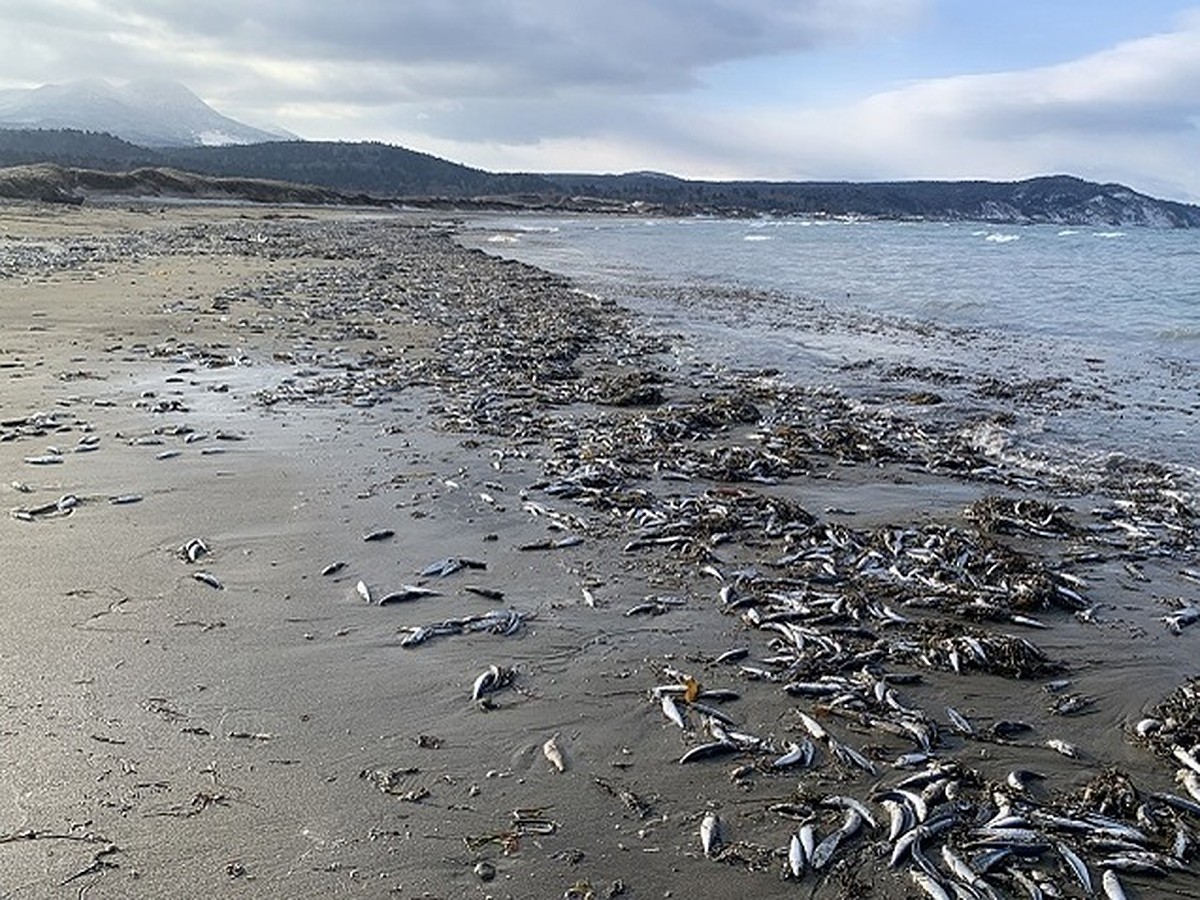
[1,128,1197,227]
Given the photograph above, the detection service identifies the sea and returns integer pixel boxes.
[459,214,1199,485]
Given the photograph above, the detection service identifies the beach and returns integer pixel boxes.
[2,202,1198,899]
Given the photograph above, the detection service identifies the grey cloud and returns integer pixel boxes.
[55,0,924,96]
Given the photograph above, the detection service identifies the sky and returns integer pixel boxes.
[1,1,1199,201]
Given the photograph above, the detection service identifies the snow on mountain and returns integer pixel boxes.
[0,79,294,148]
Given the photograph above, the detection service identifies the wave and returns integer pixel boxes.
[486,234,519,243]
[1057,229,1079,236]
[743,235,774,242]
[1093,231,1126,238]
[984,233,1020,243]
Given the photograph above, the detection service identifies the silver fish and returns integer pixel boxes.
[377,585,441,605]
[945,706,974,736]
[882,798,912,842]
[799,822,815,861]
[811,810,861,870]
[1101,869,1127,900]
[1055,841,1092,895]
[679,741,737,765]
[788,831,805,877]
[1173,745,1200,776]
[356,580,372,603]
[823,795,878,830]
[700,812,719,857]
[910,869,950,900]
[772,740,813,768]
[661,694,686,730]
[472,664,510,701]
[1044,738,1078,758]
[192,571,223,590]
[796,710,829,741]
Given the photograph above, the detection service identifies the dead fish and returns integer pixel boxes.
[828,736,877,775]
[910,869,951,900]
[799,823,815,863]
[356,580,372,603]
[1173,745,1200,776]
[823,795,878,830]
[1176,768,1200,803]
[543,733,565,772]
[1006,769,1046,791]
[109,494,142,505]
[945,706,974,736]
[713,647,749,665]
[321,561,346,576]
[700,812,720,857]
[661,694,687,729]
[1101,869,1127,900]
[471,664,511,701]
[1045,738,1079,758]
[155,449,181,460]
[810,812,857,870]
[771,740,814,769]
[679,741,737,764]
[788,831,806,877]
[23,455,63,465]
[1056,841,1092,895]
[420,557,486,577]
[363,528,395,542]
[179,538,209,563]
[464,585,505,601]
[192,571,223,590]
[377,585,440,605]
[796,710,829,742]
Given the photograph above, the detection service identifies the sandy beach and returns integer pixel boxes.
[2,201,1198,899]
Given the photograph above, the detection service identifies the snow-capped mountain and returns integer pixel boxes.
[0,79,293,147]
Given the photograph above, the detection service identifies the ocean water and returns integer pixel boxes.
[459,215,1199,479]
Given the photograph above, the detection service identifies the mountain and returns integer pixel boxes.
[1,127,1198,227]
[0,79,291,147]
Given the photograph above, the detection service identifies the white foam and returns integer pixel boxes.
[984,233,1020,243]
[743,235,773,242]
[1093,231,1126,238]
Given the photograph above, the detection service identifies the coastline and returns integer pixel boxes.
[1,201,1197,898]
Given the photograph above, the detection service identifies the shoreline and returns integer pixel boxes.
[1,202,1197,898]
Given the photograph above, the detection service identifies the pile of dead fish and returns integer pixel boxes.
[1136,677,1200,768]
[651,654,1199,898]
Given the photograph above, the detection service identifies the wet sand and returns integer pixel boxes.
[1,201,1198,899]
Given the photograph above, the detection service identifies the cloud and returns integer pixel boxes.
[584,10,1200,199]
[2,1,923,97]
[1,1,1198,199]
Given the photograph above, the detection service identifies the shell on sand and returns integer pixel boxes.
[543,733,566,772]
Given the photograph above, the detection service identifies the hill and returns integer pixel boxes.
[0,128,1197,227]
[0,79,290,147]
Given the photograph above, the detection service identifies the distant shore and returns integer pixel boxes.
[2,201,1197,898]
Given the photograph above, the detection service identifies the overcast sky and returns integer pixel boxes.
[2,1,1199,201]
